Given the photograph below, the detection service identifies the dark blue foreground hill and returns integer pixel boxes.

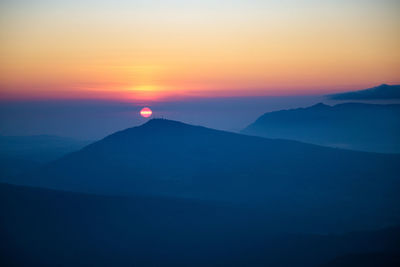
[2,183,399,267]
[242,103,400,153]
[14,119,400,232]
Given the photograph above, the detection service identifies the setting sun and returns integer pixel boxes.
[140,107,153,118]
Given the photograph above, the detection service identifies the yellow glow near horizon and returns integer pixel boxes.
[128,85,164,101]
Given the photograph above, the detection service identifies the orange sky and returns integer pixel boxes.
[1,0,399,101]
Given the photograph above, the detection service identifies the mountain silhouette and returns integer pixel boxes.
[0,135,91,181]
[328,84,400,100]
[12,119,400,232]
[2,183,399,266]
[0,135,91,162]
[242,103,400,153]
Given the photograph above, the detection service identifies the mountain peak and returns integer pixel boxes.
[141,118,190,129]
[328,84,400,100]
[377,83,389,88]
[108,118,204,139]
[310,103,329,109]
[145,118,180,124]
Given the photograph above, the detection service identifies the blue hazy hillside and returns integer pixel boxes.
[328,84,400,100]
[1,183,399,267]
[242,103,400,153]
[0,135,91,179]
[11,119,400,233]
[0,135,91,162]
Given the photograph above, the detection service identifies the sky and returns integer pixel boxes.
[0,0,399,138]
[1,0,399,102]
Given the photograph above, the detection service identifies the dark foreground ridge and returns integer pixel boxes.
[1,183,400,267]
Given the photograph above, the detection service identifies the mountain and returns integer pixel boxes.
[0,135,91,180]
[1,183,399,266]
[328,84,400,100]
[0,135,92,162]
[12,119,400,233]
[242,103,400,153]
[323,252,400,267]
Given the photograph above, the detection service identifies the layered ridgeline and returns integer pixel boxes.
[1,183,399,266]
[0,135,91,180]
[328,84,400,100]
[0,135,91,162]
[242,103,400,153]
[13,119,400,232]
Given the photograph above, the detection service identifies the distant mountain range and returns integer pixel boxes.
[10,119,400,233]
[0,135,91,179]
[0,135,91,162]
[328,84,400,100]
[1,183,399,266]
[242,103,400,153]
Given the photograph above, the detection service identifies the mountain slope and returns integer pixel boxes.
[1,183,399,267]
[0,135,92,180]
[242,103,400,153]
[328,84,400,100]
[13,119,400,232]
[0,135,91,162]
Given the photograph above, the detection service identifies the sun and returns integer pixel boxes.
[140,107,152,118]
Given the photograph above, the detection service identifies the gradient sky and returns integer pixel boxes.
[1,0,400,102]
